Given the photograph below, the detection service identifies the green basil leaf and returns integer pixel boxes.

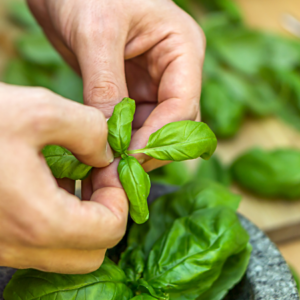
[195,243,252,300]
[130,295,157,300]
[108,98,136,154]
[129,121,217,161]
[128,180,241,255]
[144,207,250,296]
[42,145,92,180]
[231,148,300,199]
[196,155,231,187]
[136,279,169,300]
[119,244,146,283]
[118,156,150,224]
[4,257,133,300]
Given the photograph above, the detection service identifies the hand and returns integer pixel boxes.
[0,83,128,274]
[27,0,205,171]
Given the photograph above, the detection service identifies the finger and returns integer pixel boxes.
[50,184,128,250]
[26,88,114,167]
[129,24,205,163]
[6,246,106,274]
[73,18,129,117]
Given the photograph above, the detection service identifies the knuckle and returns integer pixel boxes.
[86,80,121,117]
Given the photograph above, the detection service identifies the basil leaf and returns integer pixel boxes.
[136,279,169,300]
[4,257,133,300]
[128,180,241,255]
[231,148,300,199]
[118,156,150,224]
[130,295,157,300]
[119,244,145,283]
[129,121,217,161]
[42,145,92,180]
[144,207,250,296]
[108,98,136,154]
[195,243,252,300]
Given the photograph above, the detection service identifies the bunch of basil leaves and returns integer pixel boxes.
[43,98,217,224]
[4,180,251,300]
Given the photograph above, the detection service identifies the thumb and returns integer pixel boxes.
[74,26,128,117]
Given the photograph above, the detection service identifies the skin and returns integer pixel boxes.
[1,0,205,273]
[0,84,127,274]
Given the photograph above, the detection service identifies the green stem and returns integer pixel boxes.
[127,149,145,155]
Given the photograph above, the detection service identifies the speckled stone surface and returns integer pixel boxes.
[1,184,299,299]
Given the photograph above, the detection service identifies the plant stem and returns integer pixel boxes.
[127,149,145,154]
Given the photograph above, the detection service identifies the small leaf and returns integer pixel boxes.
[119,244,146,283]
[231,148,300,199]
[129,121,217,161]
[108,98,136,154]
[42,145,92,180]
[118,156,150,224]
[4,257,133,300]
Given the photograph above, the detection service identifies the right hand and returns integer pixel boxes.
[0,83,128,274]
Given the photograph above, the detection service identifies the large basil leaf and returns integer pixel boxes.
[108,98,135,155]
[128,180,241,255]
[195,243,252,300]
[231,148,300,199]
[4,257,133,300]
[118,156,150,224]
[196,155,231,187]
[42,145,92,180]
[128,121,217,161]
[144,207,250,296]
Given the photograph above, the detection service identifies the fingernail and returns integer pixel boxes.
[106,142,114,163]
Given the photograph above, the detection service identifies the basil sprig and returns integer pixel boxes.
[42,98,217,224]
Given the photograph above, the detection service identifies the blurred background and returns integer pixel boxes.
[1,0,300,289]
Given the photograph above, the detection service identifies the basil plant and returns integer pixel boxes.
[43,98,217,224]
[4,180,251,300]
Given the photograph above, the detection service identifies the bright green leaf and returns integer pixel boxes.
[108,98,136,155]
[4,257,133,300]
[118,156,150,224]
[129,121,217,161]
[42,145,92,180]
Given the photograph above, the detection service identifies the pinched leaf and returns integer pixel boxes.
[4,257,133,300]
[108,98,136,154]
[118,156,150,224]
[42,145,92,180]
[144,207,250,296]
[129,121,217,161]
